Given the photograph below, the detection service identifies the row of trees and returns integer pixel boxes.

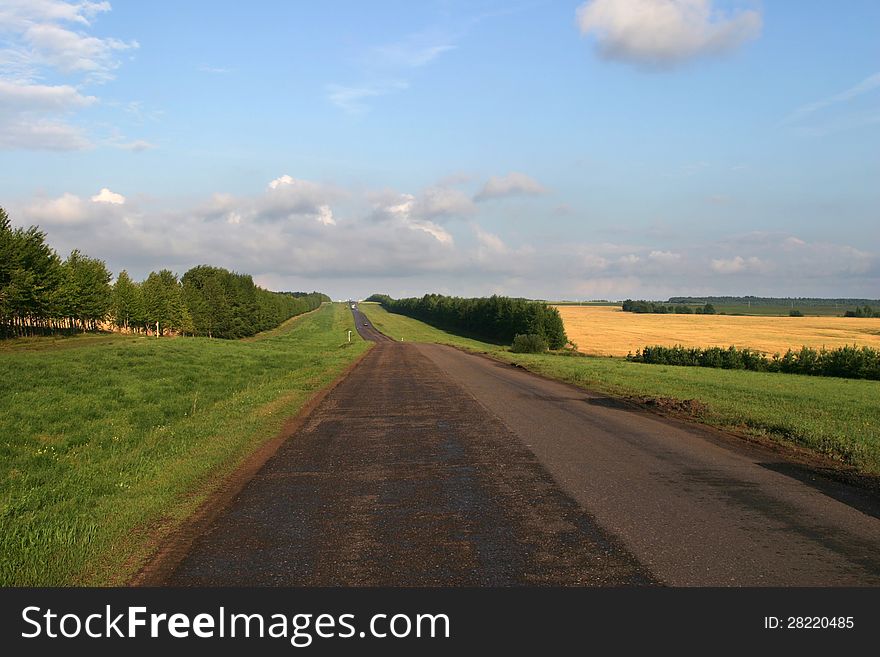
[843,305,879,318]
[1,207,327,339]
[622,299,716,315]
[626,344,880,381]
[367,293,568,349]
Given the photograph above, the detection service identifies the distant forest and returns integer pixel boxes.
[0,207,328,339]
[367,293,568,349]
[667,296,880,307]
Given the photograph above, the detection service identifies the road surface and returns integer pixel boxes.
[165,304,880,585]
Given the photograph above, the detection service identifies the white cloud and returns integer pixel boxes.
[0,79,96,149]
[474,172,547,201]
[0,1,135,150]
[0,117,89,150]
[710,255,763,274]
[116,139,155,152]
[369,192,454,245]
[0,79,95,109]
[648,250,681,264]
[24,192,86,224]
[91,187,125,204]
[576,0,762,69]
[9,182,877,301]
[371,36,456,68]
[785,72,880,125]
[325,81,408,113]
[783,72,880,135]
[315,205,336,226]
[22,22,137,81]
[262,174,343,223]
[412,186,475,219]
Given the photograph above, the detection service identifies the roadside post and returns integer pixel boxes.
[348,330,352,343]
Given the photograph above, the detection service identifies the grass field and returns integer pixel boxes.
[555,305,880,356]
[360,303,880,476]
[0,303,369,586]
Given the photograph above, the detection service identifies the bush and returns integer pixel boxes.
[628,344,880,381]
[511,333,548,353]
[789,309,804,317]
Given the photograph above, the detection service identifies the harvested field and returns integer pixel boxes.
[556,305,880,356]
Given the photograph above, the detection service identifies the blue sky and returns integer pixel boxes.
[2,0,878,300]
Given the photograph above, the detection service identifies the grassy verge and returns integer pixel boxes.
[0,303,370,585]
[360,303,880,475]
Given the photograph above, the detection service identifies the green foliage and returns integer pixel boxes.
[621,299,704,314]
[511,333,548,353]
[627,344,880,381]
[373,293,568,349]
[789,309,804,317]
[112,270,145,330]
[1,208,65,336]
[181,265,325,338]
[1,207,326,339]
[58,250,113,331]
[0,303,368,585]
[843,305,880,318]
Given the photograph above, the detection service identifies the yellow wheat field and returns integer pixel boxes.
[556,306,880,357]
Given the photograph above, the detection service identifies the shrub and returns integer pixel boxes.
[511,333,548,353]
[789,309,804,317]
[628,344,880,381]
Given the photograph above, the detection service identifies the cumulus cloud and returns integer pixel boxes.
[710,255,764,274]
[575,0,762,69]
[10,182,877,301]
[91,187,125,204]
[0,79,96,149]
[412,185,475,219]
[0,1,136,150]
[648,250,681,264]
[474,172,547,201]
[262,174,343,224]
[24,192,87,224]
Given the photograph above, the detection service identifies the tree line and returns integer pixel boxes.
[626,344,880,381]
[1,207,328,339]
[366,293,568,349]
[622,299,716,315]
[843,305,880,318]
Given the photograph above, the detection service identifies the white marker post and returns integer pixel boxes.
[347,330,352,343]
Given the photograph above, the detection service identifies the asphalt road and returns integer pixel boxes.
[166,304,880,586]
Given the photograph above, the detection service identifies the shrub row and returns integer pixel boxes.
[367,293,568,349]
[626,344,880,381]
[622,299,716,314]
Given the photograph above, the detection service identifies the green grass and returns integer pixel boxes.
[360,303,880,475]
[359,302,495,351]
[0,303,370,585]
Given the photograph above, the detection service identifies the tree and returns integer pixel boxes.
[112,270,145,331]
[58,251,112,331]
[142,269,188,335]
[0,209,64,336]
